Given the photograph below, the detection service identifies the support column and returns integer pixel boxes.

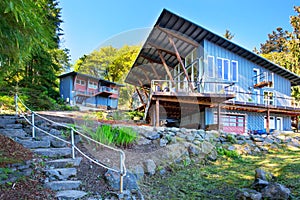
[157,50,175,85]
[266,107,270,134]
[217,103,222,132]
[296,116,299,132]
[155,99,160,127]
[168,36,194,91]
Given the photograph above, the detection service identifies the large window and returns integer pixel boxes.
[264,91,274,105]
[216,57,231,81]
[217,58,223,79]
[253,68,260,84]
[252,89,260,104]
[231,61,238,82]
[207,56,214,78]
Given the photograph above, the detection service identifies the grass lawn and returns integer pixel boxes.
[140,147,300,199]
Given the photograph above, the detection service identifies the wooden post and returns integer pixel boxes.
[217,103,222,132]
[157,50,175,85]
[155,99,160,127]
[135,87,145,105]
[296,116,299,132]
[266,107,270,134]
[168,36,194,91]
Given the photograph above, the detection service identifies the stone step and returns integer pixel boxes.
[46,157,82,168]
[45,180,81,191]
[45,168,77,180]
[56,190,87,200]
[4,123,23,129]
[0,129,28,139]
[32,147,72,158]
[16,138,51,149]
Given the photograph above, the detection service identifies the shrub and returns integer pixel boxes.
[217,147,240,159]
[114,127,138,147]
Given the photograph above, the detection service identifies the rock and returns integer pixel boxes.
[188,144,201,156]
[56,190,87,200]
[105,170,139,191]
[201,141,214,154]
[207,149,218,161]
[45,180,81,191]
[137,137,152,145]
[51,139,67,148]
[254,168,274,182]
[236,188,262,200]
[143,159,156,176]
[251,178,269,191]
[32,147,72,158]
[159,138,168,147]
[45,168,77,180]
[46,157,82,168]
[133,165,144,180]
[228,145,236,151]
[16,138,50,149]
[49,129,62,136]
[261,183,291,199]
[143,132,160,140]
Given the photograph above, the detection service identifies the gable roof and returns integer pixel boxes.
[125,9,300,87]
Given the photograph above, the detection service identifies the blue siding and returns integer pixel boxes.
[203,40,292,106]
[59,76,73,102]
[96,96,108,106]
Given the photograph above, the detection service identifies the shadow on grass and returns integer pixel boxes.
[140,149,300,199]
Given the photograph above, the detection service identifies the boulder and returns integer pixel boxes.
[143,159,156,176]
[236,188,262,200]
[261,183,291,199]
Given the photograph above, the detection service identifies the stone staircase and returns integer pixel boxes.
[0,115,88,200]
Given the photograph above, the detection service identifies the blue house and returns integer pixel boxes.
[58,71,121,109]
[125,9,300,134]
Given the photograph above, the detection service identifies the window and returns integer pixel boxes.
[223,59,229,80]
[207,56,214,78]
[76,79,85,86]
[217,58,230,80]
[217,58,223,79]
[231,61,238,82]
[252,89,260,104]
[264,91,274,105]
[264,116,275,129]
[88,81,97,89]
[253,68,260,84]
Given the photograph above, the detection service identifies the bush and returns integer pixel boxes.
[114,127,138,147]
[217,147,240,159]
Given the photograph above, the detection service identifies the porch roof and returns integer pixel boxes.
[125,9,300,87]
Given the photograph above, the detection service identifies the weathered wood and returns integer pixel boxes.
[168,36,194,91]
[150,62,160,80]
[155,100,160,127]
[156,26,199,47]
[157,50,175,85]
[135,87,145,105]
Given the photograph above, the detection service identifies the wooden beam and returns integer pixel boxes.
[217,103,222,132]
[155,100,160,127]
[148,42,183,59]
[140,54,162,64]
[140,68,151,84]
[157,50,175,85]
[135,87,145,105]
[150,62,161,79]
[167,36,194,91]
[156,26,199,47]
[152,96,214,106]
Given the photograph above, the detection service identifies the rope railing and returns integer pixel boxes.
[14,94,126,195]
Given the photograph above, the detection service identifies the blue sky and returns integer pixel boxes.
[59,0,299,64]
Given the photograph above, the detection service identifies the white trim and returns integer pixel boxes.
[253,68,260,84]
[253,89,260,104]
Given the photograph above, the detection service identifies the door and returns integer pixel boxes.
[214,114,245,134]
[276,117,283,131]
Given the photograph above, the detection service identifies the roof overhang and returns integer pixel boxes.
[125,9,300,87]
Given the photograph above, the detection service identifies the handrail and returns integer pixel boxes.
[15,94,126,195]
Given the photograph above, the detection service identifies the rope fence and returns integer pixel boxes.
[14,94,126,195]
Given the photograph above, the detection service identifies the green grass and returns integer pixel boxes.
[140,148,300,199]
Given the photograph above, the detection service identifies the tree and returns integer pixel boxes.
[0,0,70,110]
[224,29,234,40]
[258,6,300,98]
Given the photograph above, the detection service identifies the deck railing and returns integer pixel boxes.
[14,94,126,196]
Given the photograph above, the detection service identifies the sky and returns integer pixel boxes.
[59,0,299,64]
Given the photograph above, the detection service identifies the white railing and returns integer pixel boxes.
[14,94,126,195]
[150,80,235,95]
